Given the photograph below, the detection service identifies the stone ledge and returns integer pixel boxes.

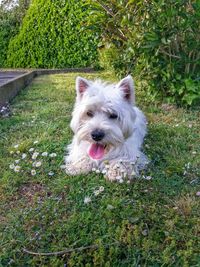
[0,71,37,105]
[0,68,95,105]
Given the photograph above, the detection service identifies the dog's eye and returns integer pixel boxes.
[87,110,94,117]
[109,113,118,119]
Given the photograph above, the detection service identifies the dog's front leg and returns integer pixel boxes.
[65,157,93,176]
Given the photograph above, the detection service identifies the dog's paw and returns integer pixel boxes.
[65,160,93,176]
[65,164,80,176]
[103,161,137,182]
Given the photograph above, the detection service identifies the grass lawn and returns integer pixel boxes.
[0,71,200,267]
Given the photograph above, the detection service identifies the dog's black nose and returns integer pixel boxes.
[91,129,105,141]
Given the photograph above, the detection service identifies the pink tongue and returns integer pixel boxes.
[88,143,105,160]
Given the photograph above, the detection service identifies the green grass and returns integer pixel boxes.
[0,71,200,267]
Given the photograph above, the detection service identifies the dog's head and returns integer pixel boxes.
[70,75,137,161]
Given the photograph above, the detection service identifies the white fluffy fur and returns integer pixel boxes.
[65,75,148,181]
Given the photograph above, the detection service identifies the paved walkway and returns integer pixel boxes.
[0,71,26,86]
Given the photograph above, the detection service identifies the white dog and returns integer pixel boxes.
[65,75,148,181]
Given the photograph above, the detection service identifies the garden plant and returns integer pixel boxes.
[88,0,200,106]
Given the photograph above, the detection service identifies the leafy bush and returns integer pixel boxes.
[0,13,16,67]
[6,0,99,68]
[89,0,200,106]
[0,0,30,67]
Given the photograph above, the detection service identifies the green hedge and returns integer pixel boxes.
[0,1,24,67]
[6,0,99,68]
[0,16,16,67]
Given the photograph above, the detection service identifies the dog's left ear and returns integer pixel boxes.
[76,76,90,99]
[117,75,135,104]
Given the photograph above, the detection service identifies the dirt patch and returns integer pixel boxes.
[161,103,177,112]
[18,183,50,206]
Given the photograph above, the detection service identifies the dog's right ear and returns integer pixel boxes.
[76,76,90,99]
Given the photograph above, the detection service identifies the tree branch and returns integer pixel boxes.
[95,0,115,17]
[95,0,128,41]
[159,48,181,59]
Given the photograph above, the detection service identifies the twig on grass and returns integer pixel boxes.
[23,242,119,256]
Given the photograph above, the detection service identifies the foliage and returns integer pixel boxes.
[88,0,200,106]
[0,0,30,67]
[0,10,16,67]
[0,72,200,266]
[6,0,99,68]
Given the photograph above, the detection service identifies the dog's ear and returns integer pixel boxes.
[76,76,90,99]
[117,75,135,104]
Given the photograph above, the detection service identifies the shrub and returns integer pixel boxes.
[89,0,200,106]
[0,13,16,67]
[0,0,30,67]
[6,0,99,68]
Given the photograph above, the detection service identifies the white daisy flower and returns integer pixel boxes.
[131,170,136,176]
[9,164,15,169]
[14,144,19,149]
[29,148,34,152]
[14,166,21,172]
[16,150,21,154]
[48,171,54,176]
[35,161,42,167]
[101,169,107,174]
[92,168,96,172]
[49,153,57,158]
[119,179,124,183]
[94,190,100,196]
[22,153,27,159]
[145,175,152,180]
[31,169,36,176]
[33,140,39,144]
[41,152,48,157]
[95,169,100,174]
[99,186,104,192]
[107,204,114,210]
[84,196,91,204]
[15,159,20,164]
[32,152,39,160]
